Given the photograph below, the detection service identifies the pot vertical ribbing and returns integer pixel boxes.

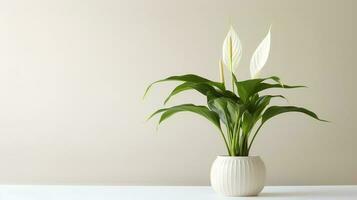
[210,156,266,196]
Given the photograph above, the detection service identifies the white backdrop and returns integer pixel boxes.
[0,0,355,185]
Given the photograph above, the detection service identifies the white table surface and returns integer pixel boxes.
[0,186,356,200]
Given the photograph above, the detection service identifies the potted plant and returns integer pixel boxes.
[144,25,326,196]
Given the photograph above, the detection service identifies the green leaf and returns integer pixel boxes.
[143,74,225,98]
[208,97,242,130]
[241,111,253,134]
[163,81,240,105]
[262,106,328,124]
[164,82,222,105]
[206,90,240,106]
[242,95,287,137]
[248,105,327,154]
[254,95,286,114]
[207,98,231,126]
[236,76,280,102]
[236,76,303,102]
[148,104,222,130]
[255,83,304,94]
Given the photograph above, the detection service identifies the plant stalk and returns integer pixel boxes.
[231,116,240,155]
[219,59,225,87]
[228,36,236,94]
[231,72,235,94]
[247,123,263,153]
[219,129,231,156]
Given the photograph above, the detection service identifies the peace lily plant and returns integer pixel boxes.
[144,26,326,157]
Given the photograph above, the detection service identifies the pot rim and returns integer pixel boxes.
[217,155,261,159]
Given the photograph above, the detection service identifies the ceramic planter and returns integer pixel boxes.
[210,156,266,196]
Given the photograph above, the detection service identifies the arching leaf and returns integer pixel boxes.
[163,82,219,105]
[262,106,328,124]
[236,76,298,102]
[143,74,224,98]
[164,82,240,105]
[148,104,222,130]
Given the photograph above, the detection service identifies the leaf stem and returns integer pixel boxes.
[219,129,231,156]
[247,123,263,153]
[231,116,240,155]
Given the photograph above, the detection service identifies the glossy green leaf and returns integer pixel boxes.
[207,98,231,126]
[208,97,243,130]
[241,111,253,134]
[236,76,280,102]
[163,82,240,105]
[254,95,286,113]
[237,94,288,150]
[255,83,304,94]
[148,104,222,130]
[163,82,220,105]
[262,106,327,124]
[236,76,303,102]
[143,74,225,98]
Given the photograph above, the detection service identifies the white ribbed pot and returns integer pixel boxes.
[210,156,266,196]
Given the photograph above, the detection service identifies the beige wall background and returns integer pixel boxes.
[0,0,356,185]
